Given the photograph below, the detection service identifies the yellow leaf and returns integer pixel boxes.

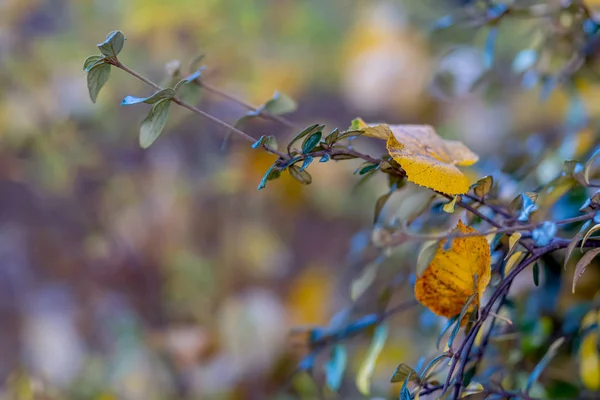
[504,251,525,276]
[579,310,600,390]
[352,118,392,139]
[505,233,522,260]
[415,221,491,321]
[443,196,459,214]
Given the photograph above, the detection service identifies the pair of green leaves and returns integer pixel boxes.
[83,31,126,103]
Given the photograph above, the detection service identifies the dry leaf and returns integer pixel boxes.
[415,221,491,321]
[572,247,600,293]
[354,119,479,195]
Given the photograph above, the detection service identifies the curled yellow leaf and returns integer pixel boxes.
[415,221,491,321]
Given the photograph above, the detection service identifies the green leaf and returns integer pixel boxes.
[299,156,313,172]
[324,345,347,392]
[122,88,176,106]
[289,165,312,185]
[251,135,278,151]
[97,30,126,58]
[390,363,419,383]
[139,98,172,148]
[472,175,493,198]
[356,324,388,395]
[83,55,104,72]
[287,124,322,155]
[257,163,281,190]
[358,163,380,175]
[331,153,358,161]
[572,247,600,293]
[302,132,322,154]
[533,263,540,286]
[336,129,363,142]
[324,128,339,145]
[264,91,297,115]
[87,63,111,103]
[319,154,330,163]
[525,337,565,394]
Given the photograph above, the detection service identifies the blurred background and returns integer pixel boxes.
[1,0,600,399]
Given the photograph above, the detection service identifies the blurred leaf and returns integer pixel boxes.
[442,196,458,213]
[289,165,312,185]
[188,54,206,72]
[264,91,297,115]
[532,222,557,247]
[584,147,600,185]
[473,176,493,198]
[139,98,171,148]
[97,30,126,58]
[122,88,176,106]
[251,135,278,151]
[526,337,565,394]
[374,190,393,225]
[390,363,419,383]
[324,128,339,145]
[416,240,440,278]
[87,63,111,103]
[83,55,104,72]
[358,163,379,175]
[484,27,498,69]
[356,324,388,396]
[581,223,600,251]
[565,221,591,269]
[324,345,347,392]
[420,354,449,381]
[331,153,358,161]
[302,132,322,154]
[513,49,538,73]
[319,154,330,163]
[573,248,600,293]
[399,375,412,400]
[579,310,600,390]
[580,191,600,212]
[533,262,540,286]
[351,261,379,301]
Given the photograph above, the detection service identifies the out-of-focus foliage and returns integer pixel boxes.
[5,0,600,399]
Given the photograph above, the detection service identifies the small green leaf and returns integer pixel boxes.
[289,164,312,185]
[533,263,540,286]
[83,55,104,72]
[97,30,126,58]
[324,128,340,145]
[264,91,297,115]
[299,156,313,172]
[473,175,493,198]
[390,363,419,383]
[358,163,380,175]
[122,88,176,106]
[417,241,440,278]
[320,154,330,163]
[336,129,363,142]
[87,63,111,103]
[331,153,358,161]
[251,135,278,151]
[525,337,565,394]
[302,132,322,154]
[257,163,281,190]
[139,98,172,148]
[356,324,388,396]
[324,345,347,392]
[287,124,322,155]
